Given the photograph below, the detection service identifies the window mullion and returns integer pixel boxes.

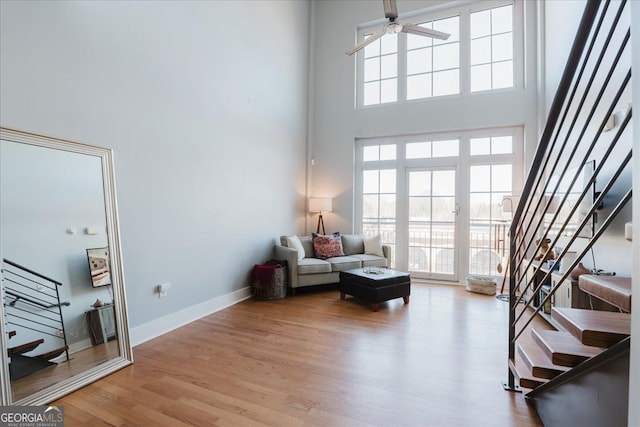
[459,10,471,95]
[398,34,408,102]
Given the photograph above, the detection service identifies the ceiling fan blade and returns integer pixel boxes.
[383,0,398,20]
[345,30,385,56]
[402,23,450,40]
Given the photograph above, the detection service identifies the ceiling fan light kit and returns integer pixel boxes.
[346,0,451,56]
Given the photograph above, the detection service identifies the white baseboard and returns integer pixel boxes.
[129,286,252,347]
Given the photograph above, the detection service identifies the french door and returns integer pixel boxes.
[407,167,459,281]
[356,127,522,282]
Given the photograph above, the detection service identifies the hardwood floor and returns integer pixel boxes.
[53,282,543,426]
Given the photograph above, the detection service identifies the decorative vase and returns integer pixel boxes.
[570,262,590,280]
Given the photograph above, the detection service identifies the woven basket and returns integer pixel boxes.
[250,260,287,300]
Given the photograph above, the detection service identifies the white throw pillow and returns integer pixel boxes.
[364,235,384,257]
[285,235,305,261]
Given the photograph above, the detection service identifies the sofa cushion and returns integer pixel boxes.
[312,232,345,259]
[364,235,384,257]
[299,236,315,258]
[298,258,332,275]
[327,256,361,272]
[284,235,305,261]
[351,254,388,268]
[341,234,365,255]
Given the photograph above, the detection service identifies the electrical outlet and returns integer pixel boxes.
[156,282,171,298]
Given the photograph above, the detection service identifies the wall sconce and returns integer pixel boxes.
[308,197,332,234]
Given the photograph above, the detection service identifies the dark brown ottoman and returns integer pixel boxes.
[339,268,411,312]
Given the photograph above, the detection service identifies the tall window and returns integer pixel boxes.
[357,1,519,107]
[470,4,514,91]
[407,16,460,100]
[469,135,514,275]
[363,34,398,105]
[361,144,397,265]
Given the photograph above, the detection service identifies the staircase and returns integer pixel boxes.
[504,1,633,426]
[3,259,71,381]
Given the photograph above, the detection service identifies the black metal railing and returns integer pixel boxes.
[2,259,70,361]
[506,0,632,391]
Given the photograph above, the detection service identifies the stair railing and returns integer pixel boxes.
[2,259,70,361]
[505,0,632,391]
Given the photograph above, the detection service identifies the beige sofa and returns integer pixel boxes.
[274,234,391,294]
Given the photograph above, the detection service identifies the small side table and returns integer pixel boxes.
[87,304,117,345]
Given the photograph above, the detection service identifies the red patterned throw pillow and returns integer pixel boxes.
[312,232,345,259]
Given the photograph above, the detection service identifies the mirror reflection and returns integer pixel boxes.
[1,135,128,403]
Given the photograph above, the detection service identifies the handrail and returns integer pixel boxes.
[512,31,631,296]
[506,0,632,396]
[506,0,603,392]
[5,290,71,309]
[2,259,71,361]
[2,258,63,287]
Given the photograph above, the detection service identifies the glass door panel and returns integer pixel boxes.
[408,168,458,281]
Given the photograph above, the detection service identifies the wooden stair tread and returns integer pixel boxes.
[35,346,68,362]
[517,340,569,379]
[509,357,547,390]
[532,329,604,367]
[578,275,632,312]
[8,339,44,356]
[551,307,631,347]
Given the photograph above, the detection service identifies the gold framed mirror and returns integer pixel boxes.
[0,127,132,405]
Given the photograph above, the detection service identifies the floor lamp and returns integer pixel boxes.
[309,197,332,235]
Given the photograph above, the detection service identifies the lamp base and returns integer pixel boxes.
[316,214,326,235]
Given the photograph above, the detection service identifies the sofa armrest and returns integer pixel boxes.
[274,245,298,288]
[382,245,392,267]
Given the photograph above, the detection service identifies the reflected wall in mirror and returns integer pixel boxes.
[0,127,132,405]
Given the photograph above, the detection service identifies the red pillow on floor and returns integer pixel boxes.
[312,232,344,259]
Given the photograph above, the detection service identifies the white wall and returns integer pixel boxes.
[0,1,310,330]
[310,0,540,235]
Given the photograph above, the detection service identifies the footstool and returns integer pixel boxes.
[339,268,411,312]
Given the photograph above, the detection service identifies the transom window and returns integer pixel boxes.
[356,1,519,107]
[406,139,460,159]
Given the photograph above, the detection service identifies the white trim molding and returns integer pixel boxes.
[130,287,252,347]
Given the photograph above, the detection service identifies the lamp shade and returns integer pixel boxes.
[501,195,520,213]
[309,197,332,213]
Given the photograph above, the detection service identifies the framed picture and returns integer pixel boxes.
[86,247,111,287]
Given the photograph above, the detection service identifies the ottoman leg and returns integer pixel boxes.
[370,303,379,312]
[340,291,346,300]
[403,295,410,304]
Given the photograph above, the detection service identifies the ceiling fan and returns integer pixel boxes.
[346,0,450,56]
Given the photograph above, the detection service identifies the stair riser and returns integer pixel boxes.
[582,332,629,348]
[509,359,546,390]
[551,354,589,367]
